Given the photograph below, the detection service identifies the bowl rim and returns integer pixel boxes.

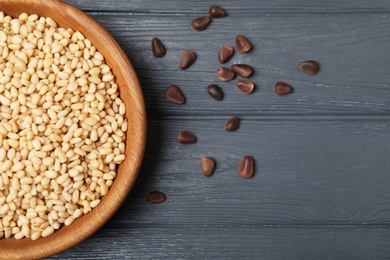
[0,0,147,259]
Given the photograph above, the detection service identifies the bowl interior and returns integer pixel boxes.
[0,0,146,259]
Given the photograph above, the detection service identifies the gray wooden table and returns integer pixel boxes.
[48,0,390,259]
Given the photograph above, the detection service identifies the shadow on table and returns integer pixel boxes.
[103,55,166,227]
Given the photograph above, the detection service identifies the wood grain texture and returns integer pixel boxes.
[14,0,390,259]
[75,13,390,116]
[66,0,390,14]
[50,226,390,260]
[49,118,390,259]
[67,118,390,226]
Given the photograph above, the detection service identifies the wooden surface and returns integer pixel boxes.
[46,0,390,259]
[0,0,145,259]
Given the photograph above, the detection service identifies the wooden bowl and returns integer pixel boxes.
[0,0,147,259]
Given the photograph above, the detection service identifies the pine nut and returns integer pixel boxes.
[0,11,128,240]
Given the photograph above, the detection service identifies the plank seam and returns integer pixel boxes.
[104,223,390,228]
[83,10,390,16]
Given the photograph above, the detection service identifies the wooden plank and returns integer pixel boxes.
[49,226,390,259]
[74,118,390,226]
[66,13,390,116]
[66,0,390,14]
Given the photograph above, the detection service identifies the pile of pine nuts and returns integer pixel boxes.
[0,11,128,240]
